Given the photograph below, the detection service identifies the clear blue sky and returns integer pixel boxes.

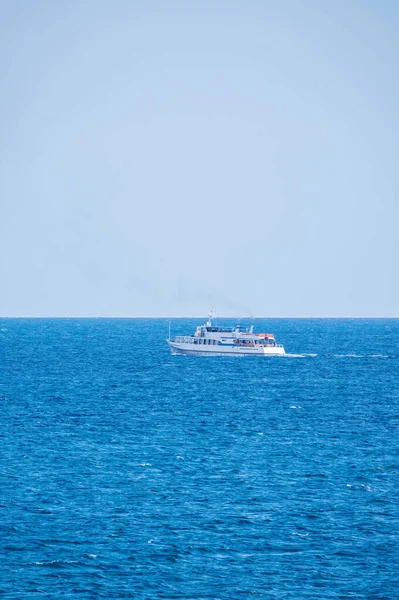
[1,0,398,317]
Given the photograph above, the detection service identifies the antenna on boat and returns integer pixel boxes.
[207,306,215,326]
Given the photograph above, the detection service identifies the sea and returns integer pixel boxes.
[0,318,398,599]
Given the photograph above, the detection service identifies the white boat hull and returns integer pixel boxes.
[168,341,285,356]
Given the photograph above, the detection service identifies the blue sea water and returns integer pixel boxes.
[0,318,398,599]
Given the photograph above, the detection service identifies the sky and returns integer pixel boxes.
[0,0,398,317]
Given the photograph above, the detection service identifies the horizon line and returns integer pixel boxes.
[1,316,398,320]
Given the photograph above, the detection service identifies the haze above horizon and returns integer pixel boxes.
[1,1,398,318]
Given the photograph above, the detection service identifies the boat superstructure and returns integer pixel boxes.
[167,312,285,356]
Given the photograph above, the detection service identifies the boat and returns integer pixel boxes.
[167,311,285,356]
